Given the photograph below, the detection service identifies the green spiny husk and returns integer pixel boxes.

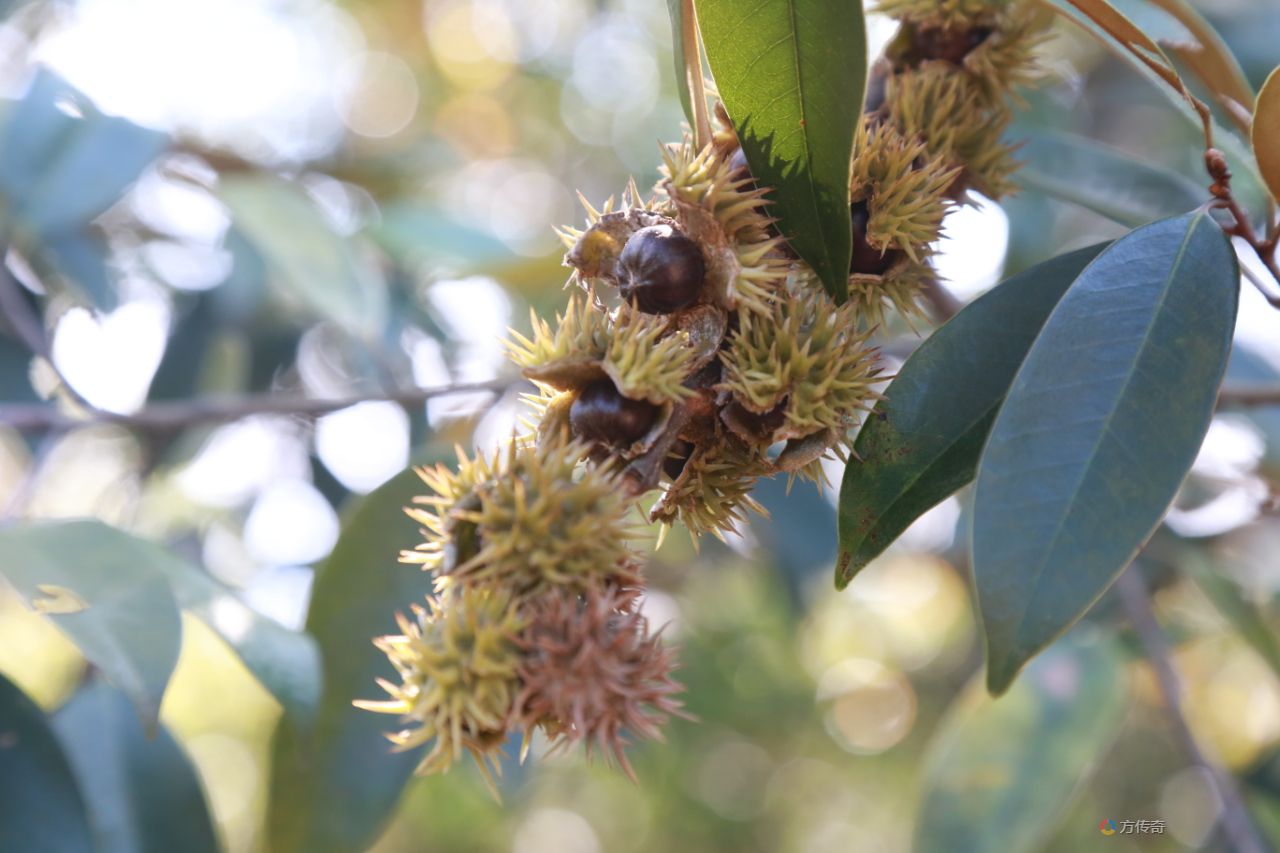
[402,438,642,599]
[357,586,523,780]
[720,287,883,444]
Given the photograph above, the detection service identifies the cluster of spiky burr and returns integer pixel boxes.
[356,439,684,786]
[361,0,1046,787]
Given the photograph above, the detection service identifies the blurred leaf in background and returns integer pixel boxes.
[0,0,1277,851]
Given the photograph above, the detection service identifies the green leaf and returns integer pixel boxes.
[1181,550,1280,681]
[1254,66,1280,202]
[0,520,183,730]
[1015,131,1204,227]
[0,520,320,727]
[156,549,322,727]
[973,211,1238,694]
[1048,0,1268,218]
[267,465,437,853]
[916,636,1127,853]
[219,175,388,337]
[0,672,95,853]
[51,683,219,853]
[666,0,695,130]
[0,70,167,310]
[694,0,865,301]
[837,244,1107,588]
[0,70,168,235]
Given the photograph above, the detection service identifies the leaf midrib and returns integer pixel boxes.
[784,0,828,278]
[998,213,1204,662]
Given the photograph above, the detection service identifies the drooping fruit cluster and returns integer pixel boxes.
[362,0,1047,788]
[358,438,682,787]
[845,0,1050,321]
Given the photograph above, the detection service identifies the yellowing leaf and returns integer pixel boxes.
[1254,66,1280,202]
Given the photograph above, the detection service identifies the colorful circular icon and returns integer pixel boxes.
[1099,819,1117,836]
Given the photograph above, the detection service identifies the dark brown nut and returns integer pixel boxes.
[569,379,659,448]
[849,201,903,275]
[616,224,706,314]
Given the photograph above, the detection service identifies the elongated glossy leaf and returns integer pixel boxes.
[0,521,182,730]
[0,672,95,853]
[694,0,864,301]
[973,211,1238,694]
[837,244,1107,587]
[1255,67,1280,202]
[219,176,388,336]
[1016,131,1203,227]
[52,683,219,853]
[916,637,1127,853]
[267,465,437,853]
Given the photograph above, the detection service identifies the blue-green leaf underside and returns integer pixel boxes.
[0,672,95,853]
[973,210,1238,694]
[694,0,866,301]
[837,244,1108,587]
[52,684,219,853]
[1016,130,1204,228]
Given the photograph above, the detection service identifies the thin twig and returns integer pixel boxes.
[0,256,50,359]
[921,278,961,323]
[1219,383,1280,407]
[1238,258,1280,308]
[0,377,525,434]
[1116,566,1268,853]
[0,246,100,412]
[1205,151,1280,302]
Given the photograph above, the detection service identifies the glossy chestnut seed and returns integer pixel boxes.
[914,24,993,65]
[850,201,903,275]
[617,224,706,314]
[569,380,659,448]
[721,399,788,446]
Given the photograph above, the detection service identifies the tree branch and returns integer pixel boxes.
[921,278,961,324]
[1116,566,1268,853]
[0,253,51,360]
[1218,383,1280,408]
[1,245,103,412]
[1205,150,1280,307]
[0,377,525,434]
